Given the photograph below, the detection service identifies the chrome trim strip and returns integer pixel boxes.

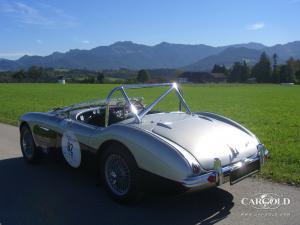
[39,126,50,132]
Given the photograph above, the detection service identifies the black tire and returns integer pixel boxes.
[100,143,143,204]
[20,125,40,164]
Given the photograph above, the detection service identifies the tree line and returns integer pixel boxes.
[212,52,300,83]
[0,52,299,84]
[0,67,94,83]
[0,67,152,84]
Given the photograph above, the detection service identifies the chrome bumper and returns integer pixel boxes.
[181,144,269,190]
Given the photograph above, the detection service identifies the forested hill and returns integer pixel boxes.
[1,41,300,71]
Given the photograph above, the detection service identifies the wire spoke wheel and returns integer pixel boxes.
[105,154,131,196]
[20,125,40,164]
[21,129,34,159]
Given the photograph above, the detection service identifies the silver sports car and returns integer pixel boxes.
[19,83,269,203]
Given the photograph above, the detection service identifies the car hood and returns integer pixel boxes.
[135,112,259,170]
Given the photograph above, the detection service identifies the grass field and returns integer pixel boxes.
[0,83,299,185]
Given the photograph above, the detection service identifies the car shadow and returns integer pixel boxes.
[0,156,234,225]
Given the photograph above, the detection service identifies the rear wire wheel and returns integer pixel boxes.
[100,143,143,203]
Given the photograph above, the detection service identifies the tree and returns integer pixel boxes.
[272,53,278,69]
[137,69,150,83]
[27,66,43,81]
[228,62,242,83]
[295,70,300,83]
[286,58,300,83]
[211,64,227,73]
[279,64,296,83]
[279,58,297,83]
[272,53,280,83]
[251,52,272,83]
[227,61,249,83]
[12,70,25,81]
[241,61,250,82]
[286,58,297,83]
[97,72,105,83]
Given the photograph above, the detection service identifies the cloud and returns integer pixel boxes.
[36,39,43,44]
[0,1,79,28]
[247,22,265,30]
[82,40,90,44]
[0,1,51,25]
[36,2,79,27]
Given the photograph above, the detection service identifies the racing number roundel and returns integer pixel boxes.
[62,131,81,168]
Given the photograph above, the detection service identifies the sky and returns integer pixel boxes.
[0,0,299,59]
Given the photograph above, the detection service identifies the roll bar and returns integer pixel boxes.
[105,83,191,127]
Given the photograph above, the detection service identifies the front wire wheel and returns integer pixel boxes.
[20,125,40,163]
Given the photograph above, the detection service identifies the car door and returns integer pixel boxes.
[60,117,103,168]
[61,117,100,150]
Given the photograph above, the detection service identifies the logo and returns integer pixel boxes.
[241,193,291,210]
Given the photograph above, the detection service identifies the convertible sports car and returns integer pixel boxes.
[19,83,269,203]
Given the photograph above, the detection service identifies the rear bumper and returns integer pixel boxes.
[181,144,269,190]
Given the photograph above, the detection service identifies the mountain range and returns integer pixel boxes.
[1,41,300,71]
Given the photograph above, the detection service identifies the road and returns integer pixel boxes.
[0,123,299,225]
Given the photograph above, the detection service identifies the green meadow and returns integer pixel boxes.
[0,83,299,184]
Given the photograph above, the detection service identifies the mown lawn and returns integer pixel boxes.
[0,83,299,185]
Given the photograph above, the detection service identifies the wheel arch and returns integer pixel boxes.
[19,121,30,131]
[91,125,192,182]
[97,139,136,163]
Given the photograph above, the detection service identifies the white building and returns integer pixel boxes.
[58,77,66,84]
